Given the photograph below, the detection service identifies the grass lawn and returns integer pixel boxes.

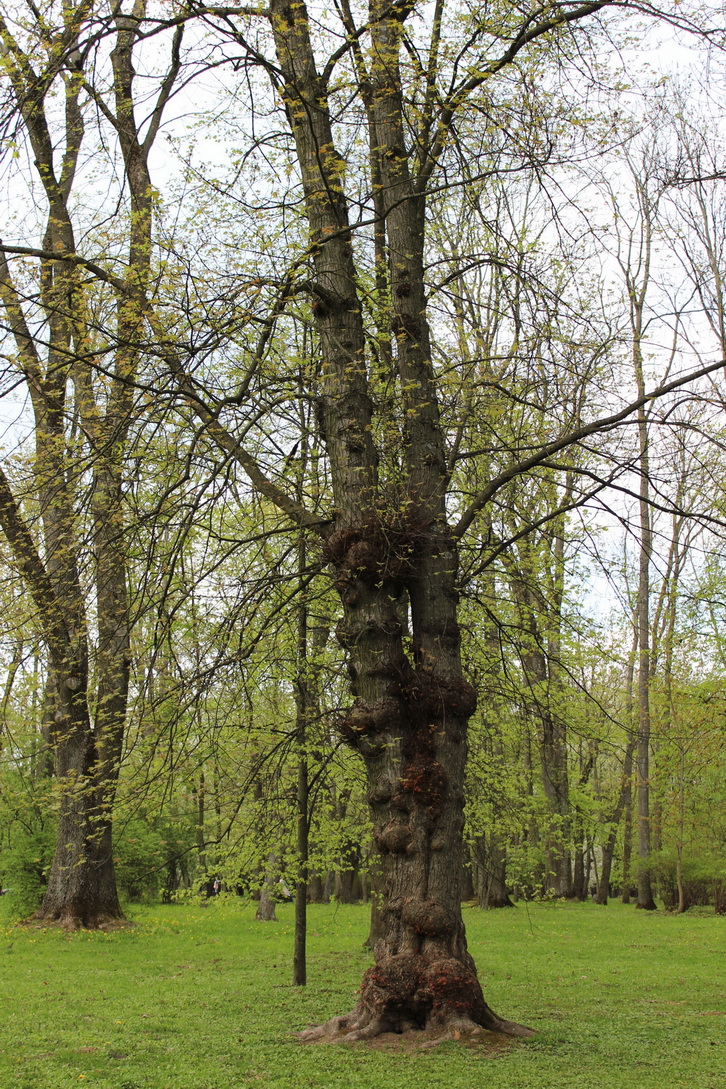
[0,897,723,1089]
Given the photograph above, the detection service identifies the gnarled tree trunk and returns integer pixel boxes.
[266,0,532,1038]
[319,538,527,1037]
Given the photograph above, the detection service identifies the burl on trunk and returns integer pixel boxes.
[299,524,531,1041]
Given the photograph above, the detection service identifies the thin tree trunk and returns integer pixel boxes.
[195,772,207,876]
[676,750,687,913]
[619,174,658,913]
[621,636,638,905]
[597,739,636,905]
[293,536,309,986]
[634,334,657,912]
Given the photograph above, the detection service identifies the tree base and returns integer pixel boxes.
[299,953,534,1044]
[32,907,127,931]
[481,895,516,909]
[299,1006,534,1045]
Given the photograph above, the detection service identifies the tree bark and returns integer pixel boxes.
[634,284,657,913]
[472,834,514,909]
[596,739,636,905]
[293,538,309,985]
[256,854,279,922]
[268,0,532,1038]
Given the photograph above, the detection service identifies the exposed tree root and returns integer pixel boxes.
[298,1004,534,1045]
[481,1013,535,1038]
[29,909,129,931]
[299,948,535,1045]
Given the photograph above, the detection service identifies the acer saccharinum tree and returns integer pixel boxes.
[0,0,182,926]
[178,0,723,1041]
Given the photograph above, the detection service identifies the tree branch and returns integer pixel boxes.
[453,356,726,538]
[0,465,70,662]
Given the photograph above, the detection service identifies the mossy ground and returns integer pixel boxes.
[0,898,723,1088]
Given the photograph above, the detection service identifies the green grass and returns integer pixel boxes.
[0,898,723,1088]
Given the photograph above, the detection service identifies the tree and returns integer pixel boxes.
[170,0,720,1039]
[0,0,182,925]
[614,151,661,911]
[3,0,724,1033]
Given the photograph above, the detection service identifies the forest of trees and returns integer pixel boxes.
[0,0,725,1040]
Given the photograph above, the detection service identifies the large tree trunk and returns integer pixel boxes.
[40,765,123,926]
[315,516,529,1035]
[266,0,531,1039]
[307,874,330,903]
[325,556,527,1037]
[334,858,362,904]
